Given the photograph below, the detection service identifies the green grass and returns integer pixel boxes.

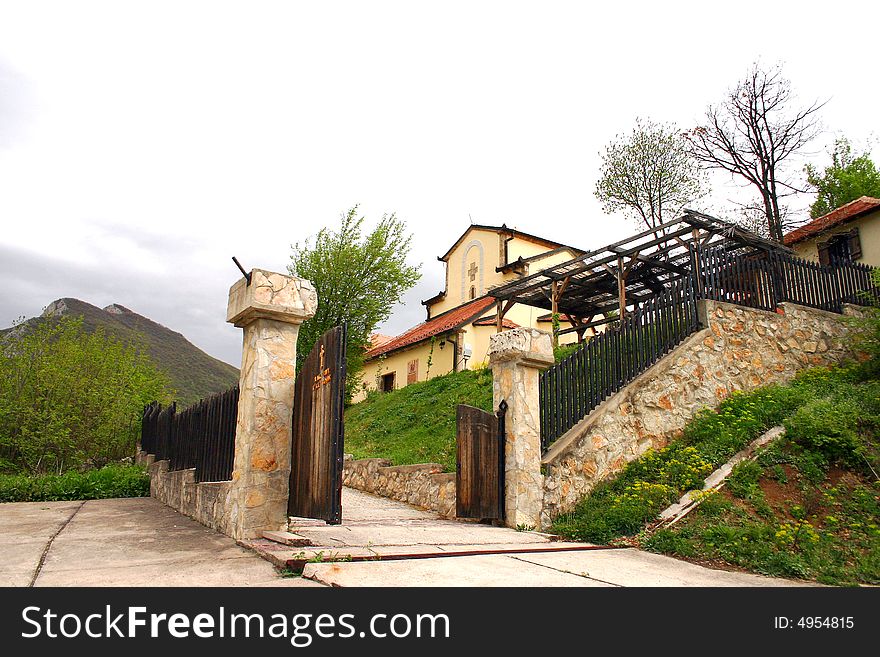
[0,463,151,502]
[643,440,880,586]
[551,365,880,549]
[344,368,493,472]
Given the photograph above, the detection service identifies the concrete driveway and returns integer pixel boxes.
[1,491,813,587]
[0,498,321,587]
[250,488,812,587]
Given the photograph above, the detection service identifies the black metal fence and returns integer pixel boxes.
[695,245,880,314]
[539,249,880,451]
[693,245,777,311]
[775,254,880,312]
[141,386,239,482]
[539,277,700,451]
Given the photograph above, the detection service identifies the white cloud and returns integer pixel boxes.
[0,1,877,364]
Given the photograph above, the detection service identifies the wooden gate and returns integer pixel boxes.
[455,401,507,520]
[288,324,347,524]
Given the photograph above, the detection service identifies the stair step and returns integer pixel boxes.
[261,530,313,547]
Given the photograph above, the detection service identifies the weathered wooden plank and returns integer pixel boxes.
[288,325,346,523]
[456,404,502,519]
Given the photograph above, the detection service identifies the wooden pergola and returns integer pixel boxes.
[489,210,791,343]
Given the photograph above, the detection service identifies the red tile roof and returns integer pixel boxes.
[365,296,496,359]
[369,333,393,349]
[784,196,880,246]
[472,316,520,329]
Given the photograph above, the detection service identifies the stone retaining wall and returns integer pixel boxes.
[342,456,456,517]
[137,452,233,533]
[540,299,865,528]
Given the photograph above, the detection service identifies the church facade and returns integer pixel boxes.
[354,224,585,401]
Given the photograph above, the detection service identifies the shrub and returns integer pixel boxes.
[0,316,172,474]
[554,343,581,362]
[553,481,677,544]
[691,489,734,517]
[784,399,861,463]
[784,381,880,469]
[848,269,880,377]
[0,463,150,502]
[727,460,763,499]
[643,527,697,557]
[552,444,713,543]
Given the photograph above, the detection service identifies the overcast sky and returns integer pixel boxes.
[1,1,877,367]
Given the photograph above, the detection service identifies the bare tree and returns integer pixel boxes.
[596,118,708,232]
[688,63,825,243]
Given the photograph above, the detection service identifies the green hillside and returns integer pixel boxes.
[2,298,239,408]
[344,368,494,472]
[551,365,880,586]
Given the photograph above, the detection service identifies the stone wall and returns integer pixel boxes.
[342,456,456,517]
[540,299,864,528]
[138,452,234,534]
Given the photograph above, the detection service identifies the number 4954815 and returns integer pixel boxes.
[774,617,854,629]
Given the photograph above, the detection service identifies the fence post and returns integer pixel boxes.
[224,268,317,540]
[769,251,785,308]
[488,327,554,530]
[830,259,844,311]
[690,245,703,300]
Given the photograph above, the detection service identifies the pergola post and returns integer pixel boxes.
[549,276,571,348]
[495,299,516,334]
[691,228,704,297]
[567,315,587,343]
[617,257,627,320]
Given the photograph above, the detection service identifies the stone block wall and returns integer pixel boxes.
[342,456,456,518]
[138,451,234,534]
[540,299,865,528]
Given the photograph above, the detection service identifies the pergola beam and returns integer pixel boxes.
[485,211,790,327]
[489,211,780,304]
[490,223,703,301]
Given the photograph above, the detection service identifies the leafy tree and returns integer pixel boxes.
[806,137,880,218]
[0,316,172,474]
[288,206,421,399]
[688,63,825,243]
[595,118,708,231]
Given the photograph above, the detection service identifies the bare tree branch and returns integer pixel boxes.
[687,62,826,242]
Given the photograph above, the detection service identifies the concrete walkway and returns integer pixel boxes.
[0,491,814,587]
[0,498,321,587]
[248,488,810,587]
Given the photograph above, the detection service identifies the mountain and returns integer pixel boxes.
[2,298,240,408]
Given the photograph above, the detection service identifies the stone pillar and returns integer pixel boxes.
[488,327,554,529]
[224,268,317,540]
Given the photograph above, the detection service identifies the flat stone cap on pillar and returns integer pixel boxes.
[227,269,318,328]
[488,327,554,368]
